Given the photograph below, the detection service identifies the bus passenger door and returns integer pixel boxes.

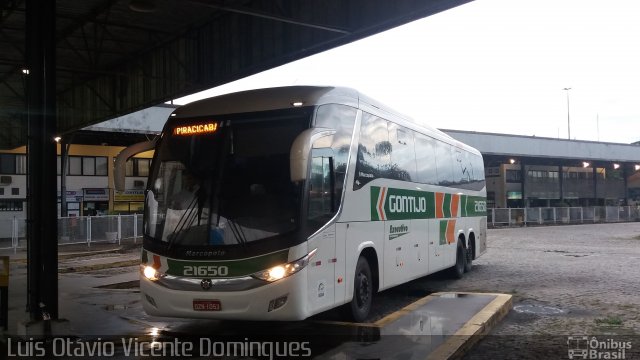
[306,152,336,314]
[428,219,444,273]
[384,220,412,286]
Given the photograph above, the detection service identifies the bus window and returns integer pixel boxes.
[435,141,454,186]
[354,112,391,190]
[452,148,466,186]
[388,123,417,182]
[415,133,438,185]
[307,150,335,235]
[314,104,356,210]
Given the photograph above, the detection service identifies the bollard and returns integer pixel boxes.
[0,256,8,330]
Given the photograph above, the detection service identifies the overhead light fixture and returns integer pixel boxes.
[613,163,620,170]
[291,101,304,107]
[21,69,29,75]
[635,165,640,171]
[54,136,61,143]
[509,159,516,164]
[582,162,590,168]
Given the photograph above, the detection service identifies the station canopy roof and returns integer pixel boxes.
[444,129,640,165]
[0,0,471,150]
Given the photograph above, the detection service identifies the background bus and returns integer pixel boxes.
[120,86,486,322]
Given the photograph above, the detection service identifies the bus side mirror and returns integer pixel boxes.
[290,128,335,182]
[114,139,157,191]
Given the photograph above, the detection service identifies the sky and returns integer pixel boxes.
[174,0,640,144]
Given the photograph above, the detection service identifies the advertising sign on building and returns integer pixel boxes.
[83,188,109,202]
[114,189,145,202]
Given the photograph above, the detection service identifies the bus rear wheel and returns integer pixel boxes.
[464,242,474,273]
[448,241,466,279]
[348,256,372,322]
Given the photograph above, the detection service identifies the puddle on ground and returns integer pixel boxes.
[513,304,565,315]
[439,293,471,299]
[95,280,140,289]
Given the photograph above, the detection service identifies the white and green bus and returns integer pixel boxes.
[119,86,486,322]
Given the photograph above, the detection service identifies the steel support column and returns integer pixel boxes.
[559,165,564,203]
[593,166,597,206]
[623,165,628,206]
[26,0,58,321]
[520,161,526,207]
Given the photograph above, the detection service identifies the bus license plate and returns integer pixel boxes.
[193,300,221,311]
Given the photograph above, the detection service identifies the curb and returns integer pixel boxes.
[427,292,513,360]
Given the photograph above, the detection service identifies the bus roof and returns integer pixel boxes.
[171,86,476,155]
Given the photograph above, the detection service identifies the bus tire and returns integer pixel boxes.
[348,256,373,322]
[464,241,473,273]
[448,241,465,279]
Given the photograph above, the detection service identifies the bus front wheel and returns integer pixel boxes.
[348,256,372,322]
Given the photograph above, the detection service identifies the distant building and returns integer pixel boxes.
[444,130,640,208]
[2,107,640,224]
[0,105,175,221]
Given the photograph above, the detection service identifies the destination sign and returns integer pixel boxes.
[173,122,218,136]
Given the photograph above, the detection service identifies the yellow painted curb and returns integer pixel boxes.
[427,292,513,360]
[313,292,442,328]
[373,292,440,328]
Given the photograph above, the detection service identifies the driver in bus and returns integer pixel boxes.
[162,169,203,243]
[170,170,200,210]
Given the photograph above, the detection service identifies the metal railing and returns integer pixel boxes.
[488,206,640,227]
[2,207,639,250]
[0,214,143,251]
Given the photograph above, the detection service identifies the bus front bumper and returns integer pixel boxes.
[140,271,309,321]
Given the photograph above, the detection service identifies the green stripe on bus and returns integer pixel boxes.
[164,249,289,277]
[377,187,435,221]
[462,195,487,217]
[443,193,451,218]
[371,186,382,221]
[371,186,485,221]
[439,220,448,245]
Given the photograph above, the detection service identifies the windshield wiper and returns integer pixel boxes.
[167,192,200,248]
[225,217,247,246]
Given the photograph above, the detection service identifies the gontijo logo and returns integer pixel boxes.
[371,186,435,221]
[371,186,486,221]
[389,194,428,214]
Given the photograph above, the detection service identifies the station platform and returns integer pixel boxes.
[312,292,513,359]
[1,250,512,359]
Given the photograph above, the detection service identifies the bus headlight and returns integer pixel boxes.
[141,265,164,281]
[252,249,317,282]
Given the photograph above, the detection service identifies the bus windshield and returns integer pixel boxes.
[144,109,311,248]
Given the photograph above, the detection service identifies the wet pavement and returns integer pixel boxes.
[0,244,511,359]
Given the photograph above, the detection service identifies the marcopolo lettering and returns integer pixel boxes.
[388,195,427,214]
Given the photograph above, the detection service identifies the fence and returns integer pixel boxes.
[0,214,143,251]
[2,207,639,250]
[488,206,640,227]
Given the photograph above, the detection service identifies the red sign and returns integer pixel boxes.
[193,299,221,311]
